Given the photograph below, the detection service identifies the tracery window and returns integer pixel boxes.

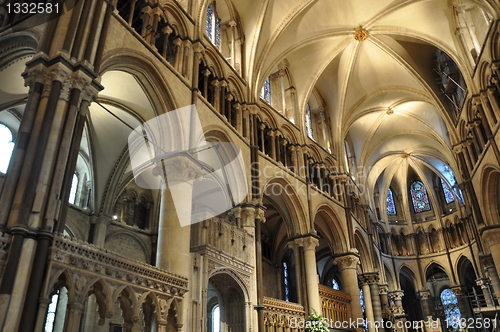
[206,2,221,49]
[260,77,271,103]
[440,288,461,331]
[283,261,290,302]
[0,123,14,173]
[68,173,78,205]
[410,180,431,213]
[305,103,314,138]
[386,188,397,215]
[332,278,340,290]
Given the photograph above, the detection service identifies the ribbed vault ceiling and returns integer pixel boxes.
[232,0,497,215]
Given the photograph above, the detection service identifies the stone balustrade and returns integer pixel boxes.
[263,296,305,331]
[318,284,352,323]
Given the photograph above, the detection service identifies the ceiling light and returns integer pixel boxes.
[113,215,118,220]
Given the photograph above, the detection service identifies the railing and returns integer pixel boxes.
[319,284,351,323]
[263,297,306,332]
[50,234,188,290]
[191,216,254,266]
[42,234,188,329]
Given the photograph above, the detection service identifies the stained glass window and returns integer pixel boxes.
[410,180,431,213]
[206,3,221,49]
[332,278,340,290]
[441,289,461,331]
[215,14,221,49]
[359,288,365,312]
[443,166,464,204]
[283,262,290,302]
[0,124,14,173]
[69,174,78,205]
[260,77,271,103]
[305,103,314,138]
[386,188,397,215]
[441,178,454,204]
[44,291,59,332]
[206,3,213,38]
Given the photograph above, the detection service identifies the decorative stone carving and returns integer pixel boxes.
[333,254,360,269]
[417,290,430,300]
[354,26,369,41]
[359,272,379,285]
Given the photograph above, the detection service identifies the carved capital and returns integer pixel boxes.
[481,254,495,269]
[333,253,360,269]
[379,284,389,295]
[417,290,430,300]
[359,272,379,285]
[388,290,404,301]
[154,154,203,184]
[294,235,319,251]
[476,278,491,289]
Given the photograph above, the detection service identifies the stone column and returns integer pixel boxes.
[365,273,383,323]
[389,289,404,316]
[156,154,202,276]
[156,154,202,332]
[63,304,84,331]
[476,278,494,307]
[334,254,363,322]
[379,285,389,319]
[388,290,405,332]
[288,240,304,306]
[417,290,432,319]
[295,236,321,313]
[481,229,500,300]
[359,275,376,332]
[482,254,500,302]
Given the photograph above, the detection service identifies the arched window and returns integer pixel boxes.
[260,76,271,103]
[68,174,78,205]
[0,124,15,173]
[386,188,397,215]
[332,278,340,290]
[305,103,313,138]
[410,181,431,213]
[206,2,221,49]
[443,166,464,204]
[440,288,461,330]
[283,261,290,302]
[441,178,454,204]
[212,305,220,332]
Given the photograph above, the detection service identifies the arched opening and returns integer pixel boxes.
[400,269,424,328]
[208,273,246,332]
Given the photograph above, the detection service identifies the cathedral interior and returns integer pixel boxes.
[1,0,500,331]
